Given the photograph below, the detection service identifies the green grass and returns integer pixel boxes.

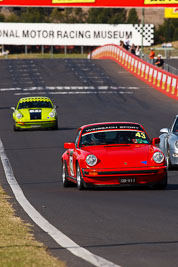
[144,40,178,57]
[0,186,67,267]
[0,53,88,60]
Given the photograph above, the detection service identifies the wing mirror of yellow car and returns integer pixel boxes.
[152,138,160,146]
[64,143,75,149]
[11,107,16,111]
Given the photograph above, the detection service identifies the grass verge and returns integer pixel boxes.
[0,53,88,60]
[0,186,67,267]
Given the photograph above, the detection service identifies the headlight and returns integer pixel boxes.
[86,154,97,166]
[49,111,55,118]
[175,141,178,149]
[153,152,164,164]
[16,112,22,119]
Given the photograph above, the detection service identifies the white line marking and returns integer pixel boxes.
[0,138,121,267]
[14,91,134,96]
[0,86,140,92]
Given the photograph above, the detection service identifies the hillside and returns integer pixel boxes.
[128,8,165,28]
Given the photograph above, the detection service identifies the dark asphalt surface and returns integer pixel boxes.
[0,58,178,267]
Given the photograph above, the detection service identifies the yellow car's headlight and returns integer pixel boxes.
[49,110,56,118]
[16,112,23,119]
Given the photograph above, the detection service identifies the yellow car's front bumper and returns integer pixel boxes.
[14,119,58,130]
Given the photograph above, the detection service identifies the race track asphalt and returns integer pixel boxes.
[0,58,178,267]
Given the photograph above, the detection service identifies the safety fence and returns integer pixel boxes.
[90,44,178,101]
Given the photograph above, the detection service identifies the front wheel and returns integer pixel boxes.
[153,174,167,190]
[166,149,172,170]
[76,164,84,190]
[13,123,19,131]
[53,120,58,130]
[62,161,71,187]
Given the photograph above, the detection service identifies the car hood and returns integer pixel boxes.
[16,108,54,120]
[82,144,158,168]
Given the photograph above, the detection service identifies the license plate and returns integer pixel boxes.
[119,178,136,184]
[31,125,40,128]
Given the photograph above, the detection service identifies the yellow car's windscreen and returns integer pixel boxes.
[18,101,53,109]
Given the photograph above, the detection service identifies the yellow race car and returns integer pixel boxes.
[11,96,58,131]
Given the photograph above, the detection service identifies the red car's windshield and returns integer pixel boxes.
[80,130,150,146]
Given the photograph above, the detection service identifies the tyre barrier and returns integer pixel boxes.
[89,44,178,100]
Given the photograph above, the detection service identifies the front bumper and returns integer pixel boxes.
[14,120,57,130]
[170,149,178,166]
[82,166,167,186]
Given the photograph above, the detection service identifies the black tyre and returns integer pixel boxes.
[54,120,58,130]
[166,149,172,170]
[13,123,19,131]
[76,164,84,190]
[62,161,71,187]
[153,174,167,190]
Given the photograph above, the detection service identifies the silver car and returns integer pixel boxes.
[159,115,178,169]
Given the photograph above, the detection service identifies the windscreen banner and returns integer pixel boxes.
[0,0,177,7]
[0,23,154,46]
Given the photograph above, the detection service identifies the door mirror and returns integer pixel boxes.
[64,142,75,149]
[160,128,170,134]
[152,138,160,146]
[11,107,15,111]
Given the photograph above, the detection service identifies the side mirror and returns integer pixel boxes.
[160,128,170,134]
[152,137,160,146]
[64,142,75,149]
[11,107,15,111]
[54,105,58,109]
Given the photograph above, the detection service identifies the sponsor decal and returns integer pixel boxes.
[141,161,147,165]
[165,8,178,18]
[145,0,178,4]
[52,0,95,2]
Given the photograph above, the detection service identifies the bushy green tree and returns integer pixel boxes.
[87,8,126,24]
[173,27,178,41]
[5,13,20,22]
[126,8,140,24]
[50,8,86,23]
[0,13,5,22]
[155,18,178,44]
[19,8,49,23]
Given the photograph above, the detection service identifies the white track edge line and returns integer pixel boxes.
[0,138,121,267]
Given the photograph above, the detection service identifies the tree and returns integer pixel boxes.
[0,13,5,22]
[5,13,20,22]
[126,9,140,24]
[50,8,86,23]
[19,8,49,23]
[155,18,178,44]
[87,8,127,24]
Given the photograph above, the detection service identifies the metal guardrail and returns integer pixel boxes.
[143,54,178,76]
[164,63,178,76]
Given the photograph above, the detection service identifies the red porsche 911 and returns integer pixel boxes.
[61,122,167,190]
